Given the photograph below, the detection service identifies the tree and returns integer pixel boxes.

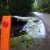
[0,0,34,16]
[9,0,34,16]
[0,0,10,15]
[33,0,50,13]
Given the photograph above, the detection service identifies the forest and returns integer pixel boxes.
[0,0,50,16]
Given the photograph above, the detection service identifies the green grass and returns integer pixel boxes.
[10,35,33,48]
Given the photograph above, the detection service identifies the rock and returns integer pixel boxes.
[11,16,47,50]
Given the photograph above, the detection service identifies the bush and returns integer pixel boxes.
[9,0,34,16]
[33,0,50,13]
[0,0,34,16]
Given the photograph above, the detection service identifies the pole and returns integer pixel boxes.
[1,16,11,50]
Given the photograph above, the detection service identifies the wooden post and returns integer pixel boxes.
[1,16,11,50]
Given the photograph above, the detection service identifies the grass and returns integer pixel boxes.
[10,34,46,50]
[10,35,33,48]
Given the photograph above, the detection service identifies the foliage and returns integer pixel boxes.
[33,0,50,13]
[0,0,10,15]
[9,0,34,16]
[11,35,32,48]
[0,0,50,15]
[0,0,34,16]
